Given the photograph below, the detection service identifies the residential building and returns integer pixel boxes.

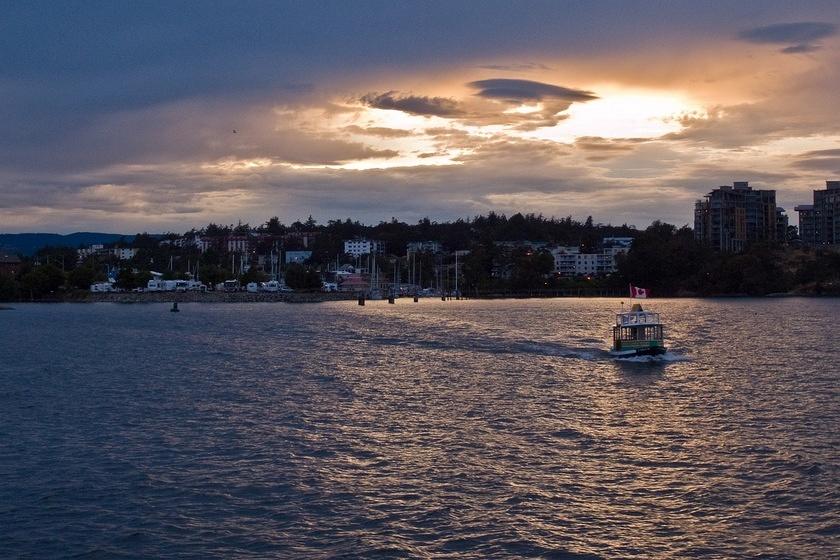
[111,248,137,260]
[406,241,442,255]
[776,207,790,243]
[344,239,383,257]
[496,240,550,251]
[694,181,781,252]
[285,250,312,264]
[796,180,840,246]
[283,231,319,249]
[573,253,614,276]
[77,244,105,259]
[601,237,634,258]
[549,246,580,276]
[550,237,632,277]
[196,236,216,253]
[0,253,21,276]
[795,204,815,244]
[226,235,250,253]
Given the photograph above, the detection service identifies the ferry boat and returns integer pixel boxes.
[610,303,667,357]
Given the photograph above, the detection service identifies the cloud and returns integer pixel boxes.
[476,62,551,71]
[0,98,402,174]
[359,91,462,116]
[574,137,646,152]
[467,78,597,102]
[341,125,413,138]
[738,21,837,53]
[782,44,821,54]
[5,4,840,233]
[791,157,840,171]
[798,148,840,158]
[790,147,840,172]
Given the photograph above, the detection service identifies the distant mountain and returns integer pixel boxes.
[0,232,136,256]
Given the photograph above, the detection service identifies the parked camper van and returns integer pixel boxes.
[222,280,239,292]
[261,280,280,292]
[90,282,115,293]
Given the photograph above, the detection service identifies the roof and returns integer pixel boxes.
[0,253,21,264]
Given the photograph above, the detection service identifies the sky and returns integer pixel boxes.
[2,1,839,233]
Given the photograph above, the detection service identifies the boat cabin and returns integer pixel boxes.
[612,303,664,351]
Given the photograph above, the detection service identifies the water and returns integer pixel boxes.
[1,298,838,559]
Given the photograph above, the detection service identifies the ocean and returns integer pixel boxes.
[1,298,837,558]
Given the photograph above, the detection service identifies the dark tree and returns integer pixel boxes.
[284,263,322,290]
[20,265,65,299]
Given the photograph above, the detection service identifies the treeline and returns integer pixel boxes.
[193,212,636,260]
[615,222,840,296]
[3,215,840,300]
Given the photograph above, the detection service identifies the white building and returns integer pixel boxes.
[550,238,633,277]
[77,244,105,259]
[285,250,312,264]
[226,235,250,253]
[111,248,137,260]
[572,253,614,276]
[344,239,383,257]
[601,237,634,258]
[549,246,581,276]
[406,241,442,255]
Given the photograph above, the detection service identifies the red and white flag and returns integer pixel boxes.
[629,285,649,299]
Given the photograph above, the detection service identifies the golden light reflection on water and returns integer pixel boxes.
[3,299,834,557]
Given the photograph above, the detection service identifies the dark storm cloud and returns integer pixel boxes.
[467,79,598,102]
[738,21,837,53]
[359,91,462,116]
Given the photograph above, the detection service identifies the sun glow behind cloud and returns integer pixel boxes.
[272,84,701,169]
[530,87,705,143]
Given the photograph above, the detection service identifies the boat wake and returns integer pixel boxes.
[519,342,606,361]
[612,351,690,363]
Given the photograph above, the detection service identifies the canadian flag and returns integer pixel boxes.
[630,285,649,298]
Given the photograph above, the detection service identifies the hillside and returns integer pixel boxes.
[0,233,135,256]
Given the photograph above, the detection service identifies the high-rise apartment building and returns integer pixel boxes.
[795,181,840,246]
[694,182,781,252]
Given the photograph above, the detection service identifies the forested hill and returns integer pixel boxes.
[0,233,135,256]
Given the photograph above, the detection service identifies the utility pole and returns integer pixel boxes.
[455,250,459,299]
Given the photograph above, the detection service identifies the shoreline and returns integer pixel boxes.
[2,290,839,304]
[81,291,357,304]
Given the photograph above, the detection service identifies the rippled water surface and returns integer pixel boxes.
[1,298,838,558]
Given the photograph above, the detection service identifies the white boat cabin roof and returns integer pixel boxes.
[615,303,661,326]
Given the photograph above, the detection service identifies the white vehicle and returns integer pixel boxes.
[147,279,179,292]
[175,280,189,292]
[90,282,115,293]
[222,280,240,292]
[261,280,281,292]
[187,281,207,292]
[246,282,260,293]
[321,282,338,292]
